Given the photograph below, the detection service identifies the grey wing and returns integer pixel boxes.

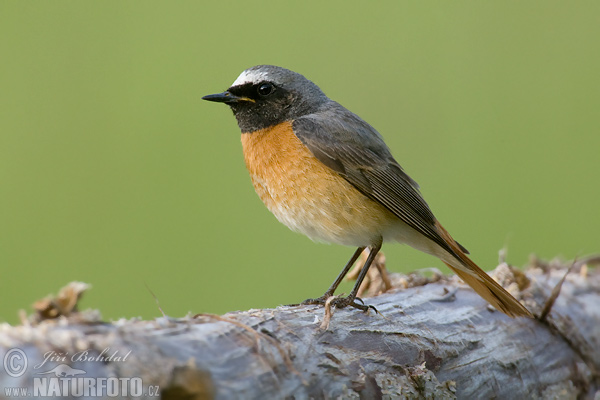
[292,103,464,257]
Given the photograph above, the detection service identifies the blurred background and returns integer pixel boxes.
[1,2,598,324]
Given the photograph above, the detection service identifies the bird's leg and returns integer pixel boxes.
[299,246,365,306]
[331,240,382,312]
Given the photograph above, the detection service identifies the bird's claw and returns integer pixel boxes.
[297,294,376,313]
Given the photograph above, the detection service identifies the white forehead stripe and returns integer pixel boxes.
[231,69,271,87]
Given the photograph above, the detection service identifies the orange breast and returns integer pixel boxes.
[240,121,396,246]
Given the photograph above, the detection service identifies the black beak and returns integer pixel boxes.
[202,91,244,104]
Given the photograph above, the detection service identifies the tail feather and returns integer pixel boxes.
[435,222,532,318]
[443,259,532,318]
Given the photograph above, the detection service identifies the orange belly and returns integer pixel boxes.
[241,121,396,246]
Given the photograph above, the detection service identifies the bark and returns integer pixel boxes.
[0,256,598,400]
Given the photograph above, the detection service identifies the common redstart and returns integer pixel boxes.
[203,65,532,318]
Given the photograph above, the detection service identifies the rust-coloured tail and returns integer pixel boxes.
[443,259,532,318]
[435,222,532,318]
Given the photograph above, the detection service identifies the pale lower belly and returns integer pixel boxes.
[249,171,399,247]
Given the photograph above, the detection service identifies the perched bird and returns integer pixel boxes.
[203,65,532,318]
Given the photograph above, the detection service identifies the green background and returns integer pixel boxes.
[1,2,598,324]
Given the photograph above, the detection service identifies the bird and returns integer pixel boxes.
[202,65,532,318]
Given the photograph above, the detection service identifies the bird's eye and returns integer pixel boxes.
[257,82,275,96]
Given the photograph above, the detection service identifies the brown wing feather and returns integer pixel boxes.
[292,108,461,258]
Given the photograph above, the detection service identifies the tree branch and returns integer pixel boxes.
[1,256,599,399]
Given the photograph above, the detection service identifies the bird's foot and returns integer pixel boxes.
[298,294,377,313]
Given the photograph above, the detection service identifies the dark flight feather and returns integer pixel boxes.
[292,101,467,257]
